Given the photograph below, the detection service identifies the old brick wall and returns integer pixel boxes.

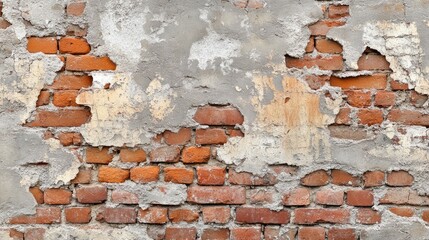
[2,0,429,239]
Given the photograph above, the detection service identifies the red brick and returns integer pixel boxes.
[163,128,192,145]
[194,105,244,125]
[388,109,429,126]
[328,228,356,240]
[86,147,113,164]
[138,207,168,224]
[410,91,428,107]
[316,39,343,54]
[363,171,385,187]
[76,185,107,203]
[197,166,225,185]
[358,109,384,126]
[130,166,159,183]
[390,80,409,90]
[202,206,230,224]
[44,188,72,205]
[27,37,57,54]
[59,37,90,54]
[164,167,194,184]
[119,148,146,162]
[111,190,139,204]
[328,5,350,19]
[182,146,211,163]
[329,126,368,140]
[379,188,427,205]
[309,20,346,36]
[248,189,275,205]
[229,169,277,186]
[202,229,229,240]
[52,90,79,107]
[58,132,83,146]
[24,228,45,240]
[283,188,310,206]
[0,18,11,29]
[294,209,350,224]
[26,109,91,127]
[71,168,92,184]
[344,90,371,108]
[66,55,116,71]
[358,54,390,70]
[389,207,414,217]
[98,208,136,224]
[386,170,414,186]
[422,210,429,222]
[300,170,330,187]
[65,207,91,223]
[98,166,129,183]
[335,108,351,125]
[331,169,360,186]
[305,37,314,53]
[346,190,373,206]
[330,74,388,90]
[10,207,61,224]
[315,190,344,206]
[169,208,199,223]
[29,187,44,204]
[9,229,24,240]
[230,227,261,240]
[195,128,228,145]
[356,209,381,224]
[36,90,50,106]
[298,227,325,240]
[375,91,396,107]
[165,227,196,240]
[149,146,180,163]
[187,186,246,204]
[236,207,290,224]
[50,74,92,90]
[305,75,329,90]
[286,55,343,70]
[67,2,85,16]
[227,129,244,137]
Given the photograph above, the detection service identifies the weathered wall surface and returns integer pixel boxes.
[1,0,429,239]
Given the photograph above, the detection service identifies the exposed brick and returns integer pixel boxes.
[195,128,228,145]
[344,90,371,108]
[119,148,146,162]
[98,166,130,183]
[24,228,45,240]
[146,226,165,240]
[230,227,261,240]
[202,206,230,224]
[169,208,199,223]
[356,209,381,224]
[389,207,414,217]
[163,128,192,145]
[65,207,91,223]
[329,126,368,140]
[346,190,374,207]
[386,170,414,186]
[309,20,346,36]
[305,75,329,90]
[52,90,79,107]
[44,188,72,205]
[98,208,136,224]
[227,129,244,137]
[111,190,139,204]
[229,169,277,186]
[197,166,225,185]
[315,189,344,206]
[187,186,246,204]
[358,109,384,126]
[328,5,350,19]
[50,74,92,90]
[165,227,197,240]
[59,37,90,54]
[286,55,343,70]
[248,189,275,205]
[390,80,409,90]
[10,207,61,224]
[9,229,24,240]
[375,91,396,107]
[29,187,44,204]
[330,74,387,90]
[331,169,360,186]
[379,188,429,205]
[164,167,194,184]
[264,227,298,240]
[300,170,330,187]
[422,210,429,222]
[0,18,11,29]
[193,105,244,126]
[27,37,57,54]
[36,90,50,106]
[388,109,429,126]
[410,91,428,107]
[71,168,91,184]
[182,146,211,163]
[328,228,356,240]
[150,146,181,163]
[86,147,113,164]
[66,24,88,37]
[315,39,343,54]
[294,209,350,224]
[298,227,325,240]
[202,229,229,240]
[67,2,85,16]
[335,108,351,125]
[363,171,385,187]
[138,207,168,224]
[236,207,290,224]
[283,188,310,206]
[26,109,91,127]
[358,54,390,70]
[58,132,83,146]
[76,185,107,203]
[305,37,314,53]
[66,55,116,71]
[130,166,159,183]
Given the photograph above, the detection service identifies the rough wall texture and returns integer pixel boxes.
[1,0,429,239]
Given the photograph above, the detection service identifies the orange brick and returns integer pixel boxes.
[168,208,199,223]
[202,206,230,224]
[71,168,91,184]
[294,209,350,224]
[315,39,343,53]
[375,91,396,107]
[29,187,44,204]
[197,166,226,185]
[328,5,350,19]
[65,207,91,223]
[286,55,343,70]
[358,109,384,126]
[86,147,113,164]
[66,2,86,16]
[389,207,414,217]
[194,105,244,126]
[386,170,414,186]
[66,55,116,71]
[44,189,72,205]
[164,167,194,184]
[120,148,146,163]
[346,190,374,207]
[138,207,168,224]
[196,128,228,145]
[202,229,229,240]
[388,109,429,126]
[363,171,385,187]
[50,74,92,90]
[58,132,83,146]
[182,146,211,163]
[422,210,429,222]
[344,90,371,108]
[130,166,160,183]
[26,109,91,127]
[330,74,388,90]
[98,166,129,183]
[331,169,360,186]
[390,80,409,90]
[27,37,57,54]
[36,90,50,106]
[358,54,390,70]
[163,128,192,145]
[59,37,90,54]
[301,170,329,187]
[305,37,314,53]
[53,90,79,107]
